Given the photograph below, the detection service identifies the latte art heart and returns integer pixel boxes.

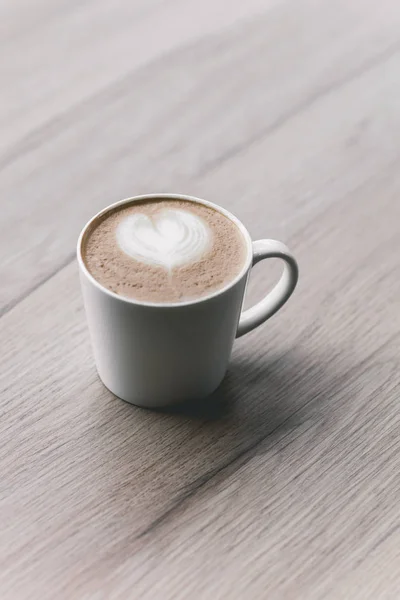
[116,209,212,269]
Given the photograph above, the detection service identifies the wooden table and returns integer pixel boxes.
[2,0,400,598]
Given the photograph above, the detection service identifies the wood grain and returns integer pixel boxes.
[2,0,400,312]
[1,0,400,598]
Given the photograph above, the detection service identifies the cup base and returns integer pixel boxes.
[96,370,225,410]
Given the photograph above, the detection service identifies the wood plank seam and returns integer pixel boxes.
[2,17,399,177]
[0,251,76,319]
[0,6,264,173]
[196,38,400,177]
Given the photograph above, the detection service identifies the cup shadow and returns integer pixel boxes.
[151,344,342,439]
[88,344,348,541]
[153,383,234,421]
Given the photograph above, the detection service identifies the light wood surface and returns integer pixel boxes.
[1,1,400,598]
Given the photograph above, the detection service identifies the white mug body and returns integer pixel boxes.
[79,266,248,407]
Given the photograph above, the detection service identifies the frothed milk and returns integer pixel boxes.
[82,198,247,303]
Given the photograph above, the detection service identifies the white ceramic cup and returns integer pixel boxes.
[77,194,299,408]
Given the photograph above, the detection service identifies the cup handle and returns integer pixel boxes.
[236,239,299,338]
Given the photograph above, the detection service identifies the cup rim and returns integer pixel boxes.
[77,193,253,308]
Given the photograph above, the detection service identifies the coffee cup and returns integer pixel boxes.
[77,194,299,408]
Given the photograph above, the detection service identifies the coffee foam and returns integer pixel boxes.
[83,198,247,304]
[116,209,212,270]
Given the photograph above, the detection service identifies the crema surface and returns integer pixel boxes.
[82,199,247,303]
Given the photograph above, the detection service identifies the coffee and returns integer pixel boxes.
[82,198,247,303]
